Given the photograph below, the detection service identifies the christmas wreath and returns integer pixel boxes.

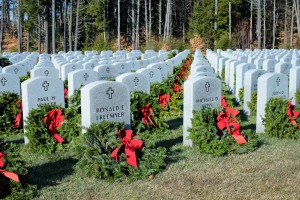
[130,91,168,134]
[75,121,167,181]
[25,104,81,153]
[246,91,257,115]
[0,142,36,199]
[188,106,258,156]
[0,92,23,136]
[265,98,300,139]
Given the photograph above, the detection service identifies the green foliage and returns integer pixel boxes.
[188,108,258,156]
[130,91,168,134]
[0,92,22,136]
[238,88,244,104]
[295,90,300,105]
[221,86,234,107]
[0,57,12,68]
[0,142,36,199]
[265,98,300,139]
[25,104,81,153]
[246,91,257,115]
[20,72,30,83]
[221,67,225,81]
[75,121,167,181]
[215,33,236,50]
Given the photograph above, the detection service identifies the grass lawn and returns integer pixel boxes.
[6,113,300,200]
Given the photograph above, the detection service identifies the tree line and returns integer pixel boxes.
[0,0,299,53]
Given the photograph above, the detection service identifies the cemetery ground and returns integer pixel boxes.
[7,112,300,200]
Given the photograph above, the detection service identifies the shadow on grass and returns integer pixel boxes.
[10,137,24,145]
[167,117,183,130]
[28,157,77,189]
[156,135,184,165]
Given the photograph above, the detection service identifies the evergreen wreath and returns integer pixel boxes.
[188,108,258,156]
[130,91,168,134]
[265,98,300,139]
[0,141,36,199]
[75,121,167,181]
[238,88,244,104]
[0,57,12,68]
[246,91,257,115]
[0,92,22,136]
[25,104,81,153]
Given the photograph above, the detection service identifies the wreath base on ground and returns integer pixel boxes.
[188,108,258,156]
[25,104,81,153]
[75,121,167,182]
[0,142,36,199]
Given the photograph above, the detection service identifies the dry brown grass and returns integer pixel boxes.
[29,127,300,200]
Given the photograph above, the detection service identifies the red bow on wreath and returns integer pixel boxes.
[64,88,68,100]
[217,112,247,144]
[140,104,157,128]
[13,100,23,129]
[184,59,192,69]
[172,82,183,93]
[44,109,65,143]
[0,152,19,182]
[112,130,143,168]
[286,101,300,128]
[158,94,171,109]
[221,96,240,116]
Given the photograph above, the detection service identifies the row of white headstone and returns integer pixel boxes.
[206,48,300,134]
[0,49,190,143]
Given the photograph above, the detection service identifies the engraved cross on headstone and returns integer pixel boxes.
[72,65,76,70]
[14,68,19,74]
[133,77,139,86]
[1,77,7,86]
[106,87,114,99]
[205,82,210,92]
[44,70,49,76]
[42,81,50,91]
[276,77,280,86]
[149,71,154,78]
[106,67,110,73]
[158,66,162,70]
[121,64,125,69]
[83,73,89,81]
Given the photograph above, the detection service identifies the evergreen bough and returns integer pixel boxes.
[75,121,167,181]
[0,142,36,199]
[265,98,300,139]
[0,92,22,136]
[188,108,258,156]
[25,104,81,153]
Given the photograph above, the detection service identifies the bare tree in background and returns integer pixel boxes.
[0,0,4,52]
[291,1,295,47]
[135,0,140,49]
[74,0,80,51]
[250,0,253,49]
[229,1,232,41]
[18,0,22,53]
[118,0,120,50]
[256,0,262,49]
[52,0,56,53]
[214,0,218,47]
[272,0,277,48]
[263,0,266,48]
[132,0,135,50]
[69,0,73,51]
[63,0,67,52]
[145,0,148,48]
[284,0,288,46]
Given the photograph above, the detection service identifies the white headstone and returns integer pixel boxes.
[116,72,150,94]
[136,67,162,83]
[243,69,266,115]
[81,81,131,131]
[289,66,300,105]
[68,69,99,97]
[0,73,20,95]
[30,67,59,79]
[183,76,221,146]
[256,73,288,133]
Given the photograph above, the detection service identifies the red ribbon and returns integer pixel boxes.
[172,82,183,93]
[64,88,68,100]
[44,109,65,143]
[13,100,23,129]
[184,59,192,69]
[286,101,300,128]
[111,130,143,168]
[140,104,157,128]
[221,96,240,116]
[217,112,247,144]
[0,152,19,182]
[158,94,171,109]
